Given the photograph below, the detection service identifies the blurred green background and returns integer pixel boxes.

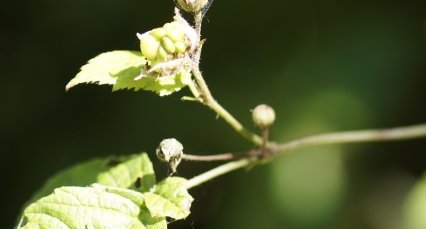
[1,0,426,228]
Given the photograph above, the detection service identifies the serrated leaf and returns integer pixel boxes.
[97,153,156,192]
[20,184,147,229]
[403,173,426,229]
[28,153,155,205]
[66,50,191,96]
[66,50,146,90]
[144,177,193,220]
[113,69,191,96]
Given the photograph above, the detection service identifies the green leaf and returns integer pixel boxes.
[66,50,191,96]
[28,153,155,204]
[97,153,156,192]
[403,173,426,229]
[145,177,193,220]
[113,69,192,96]
[20,184,150,229]
[66,50,146,90]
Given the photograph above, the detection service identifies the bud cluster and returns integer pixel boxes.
[137,20,197,65]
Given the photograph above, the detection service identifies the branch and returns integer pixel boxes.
[182,150,258,161]
[189,12,263,145]
[186,158,255,189]
[270,123,426,153]
[186,123,426,189]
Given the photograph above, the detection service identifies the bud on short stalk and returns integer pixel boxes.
[252,104,276,129]
[177,0,208,13]
[156,138,184,173]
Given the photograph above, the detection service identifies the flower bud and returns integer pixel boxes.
[137,17,198,65]
[252,104,276,129]
[177,0,209,13]
[156,138,183,173]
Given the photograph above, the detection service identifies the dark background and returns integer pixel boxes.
[1,0,426,228]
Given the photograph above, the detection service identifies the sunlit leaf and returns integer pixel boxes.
[28,153,155,204]
[20,184,147,229]
[66,50,146,90]
[145,177,193,220]
[66,50,191,96]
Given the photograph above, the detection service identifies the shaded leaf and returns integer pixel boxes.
[403,173,426,229]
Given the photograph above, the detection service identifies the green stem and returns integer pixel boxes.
[191,67,263,145]
[187,123,426,189]
[186,158,254,189]
[270,123,426,153]
[189,11,263,145]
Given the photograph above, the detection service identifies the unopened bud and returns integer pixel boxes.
[137,17,198,65]
[177,0,208,13]
[252,104,276,129]
[156,138,183,173]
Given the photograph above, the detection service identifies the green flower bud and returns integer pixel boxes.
[151,28,166,39]
[157,47,169,61]
[162,37,176,54]
[175,42,186,53]
[139,34,160,61]
[137,16,198,65]
[252,104,276,129]
[177,0,209,12]
[156,138,183,173]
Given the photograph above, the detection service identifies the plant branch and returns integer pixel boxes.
[188,11,263,145]
[187,123,426,189]
[182,150,258,161]
[270,123,426,153]
[192,67,263,145]
[186,158,255,189]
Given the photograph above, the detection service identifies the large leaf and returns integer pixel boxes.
[403,173,426,229]
[19,184,156,229]
[66,50,191,96]
[145,177,193,220]
[28,153,156,204]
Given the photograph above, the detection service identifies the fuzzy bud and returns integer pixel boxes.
[252,104,276,129]
[156,138,183,173]
[177,0,208,12]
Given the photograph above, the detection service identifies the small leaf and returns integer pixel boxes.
[66,50,147,90]
[66,50,192,96]
[28,153,155,205]
[403,173,426,229]
[113,69,191,96]
[20,185,147,229]
[145,177,193,220]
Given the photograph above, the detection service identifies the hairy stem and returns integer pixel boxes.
[190,12,263,145]
[191,68,263,145]
[187,123,426,189]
